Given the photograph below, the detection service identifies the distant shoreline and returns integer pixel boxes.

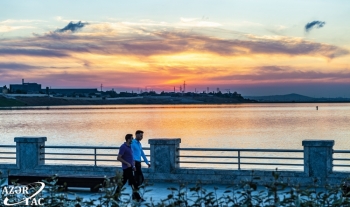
[2,94,350,108]
[0,95,254,107]
[1,99,350,110]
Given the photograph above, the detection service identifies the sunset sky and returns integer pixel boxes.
[1,0,350,97]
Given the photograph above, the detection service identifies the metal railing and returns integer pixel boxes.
[0,145,16,162]
[41,145,150,166]
[178,147,304,170]
[333,150,350,169]
[5,142,350,171]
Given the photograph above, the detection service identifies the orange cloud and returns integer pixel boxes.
[0,24,349,91]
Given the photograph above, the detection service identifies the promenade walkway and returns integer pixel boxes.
[68,182,335,206]
[70,181,235,205]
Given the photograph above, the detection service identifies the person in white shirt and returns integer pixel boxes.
[131,130,150,186]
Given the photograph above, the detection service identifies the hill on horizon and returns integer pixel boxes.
[244,93,316,102]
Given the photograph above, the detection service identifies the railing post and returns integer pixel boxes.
[94,148,97,166]
[238,150,241,170]
[14,136,47,172]
[302,140,334,178]
[148,138,181,173]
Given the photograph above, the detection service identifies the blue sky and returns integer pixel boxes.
[1,0,350,97]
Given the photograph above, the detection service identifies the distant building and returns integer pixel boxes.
[2,85,8,94]
[10,79,41,94]
[8,79,98,96]
[44,88,98,96]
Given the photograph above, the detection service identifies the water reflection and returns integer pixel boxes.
[2,103,350,169]
[1,103,350,150]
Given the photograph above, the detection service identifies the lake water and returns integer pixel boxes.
[1,103,350,149]
[1,103,350,169]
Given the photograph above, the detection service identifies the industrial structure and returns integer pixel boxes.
[10,79,41,94]
[4,79,98,96]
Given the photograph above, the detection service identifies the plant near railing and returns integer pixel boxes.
[3,170,350,206]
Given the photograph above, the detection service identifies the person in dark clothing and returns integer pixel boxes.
[131,130,150,187]
[114,134,143,202]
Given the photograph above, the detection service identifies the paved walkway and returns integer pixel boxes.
[60,182,333,206]
[68,181,267,206]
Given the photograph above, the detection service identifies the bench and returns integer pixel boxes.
[8,174,114,192]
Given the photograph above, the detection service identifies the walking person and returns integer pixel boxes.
[131,130,151,186]
[114,134,143,202]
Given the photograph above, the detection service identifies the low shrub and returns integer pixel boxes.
[1,170,350,207]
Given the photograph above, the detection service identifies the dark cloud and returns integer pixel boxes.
[56,21,89,33]
[119,31,348,58]
[257,66,288,72]
[305,21,326,33]
[0,63,73,73]
[0,63,38,71]
[119,41,175,56]
[0,48,68,57]
[0,28,348,59]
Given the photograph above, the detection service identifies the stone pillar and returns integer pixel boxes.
[14,137,47,171]
[303,140,334,177]
[148,138,181,173]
